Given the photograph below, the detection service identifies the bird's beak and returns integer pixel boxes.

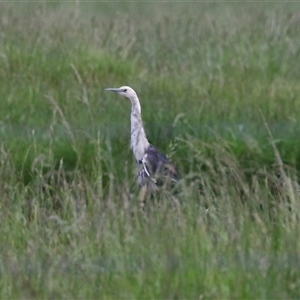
[105,88,121,93]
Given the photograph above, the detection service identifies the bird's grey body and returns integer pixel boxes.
[105,86,179,190]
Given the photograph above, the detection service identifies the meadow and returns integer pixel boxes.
[1,1,300,298]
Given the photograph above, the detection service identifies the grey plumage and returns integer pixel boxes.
[137,144,179,187]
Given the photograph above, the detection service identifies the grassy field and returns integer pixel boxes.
[1,1,300,299]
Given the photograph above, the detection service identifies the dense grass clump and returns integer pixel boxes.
[1,2,300,299]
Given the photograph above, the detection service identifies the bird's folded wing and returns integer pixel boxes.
[144,144,180,181]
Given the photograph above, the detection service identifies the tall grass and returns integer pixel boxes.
[1,1,300,298]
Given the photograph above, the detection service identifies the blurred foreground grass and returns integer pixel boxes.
[1,1,300,299]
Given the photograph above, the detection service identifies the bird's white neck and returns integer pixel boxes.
[130,95,149,161]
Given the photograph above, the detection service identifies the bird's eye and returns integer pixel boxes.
[124,89,127,92]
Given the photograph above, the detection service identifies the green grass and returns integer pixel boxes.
[1,1,300,299]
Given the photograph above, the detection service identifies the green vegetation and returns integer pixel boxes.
[1,1,300,298]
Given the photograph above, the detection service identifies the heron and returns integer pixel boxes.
[105,86,179,202]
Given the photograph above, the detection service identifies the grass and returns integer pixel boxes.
[1,1,300,299]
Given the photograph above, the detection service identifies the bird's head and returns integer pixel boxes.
[105,86,137,99]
